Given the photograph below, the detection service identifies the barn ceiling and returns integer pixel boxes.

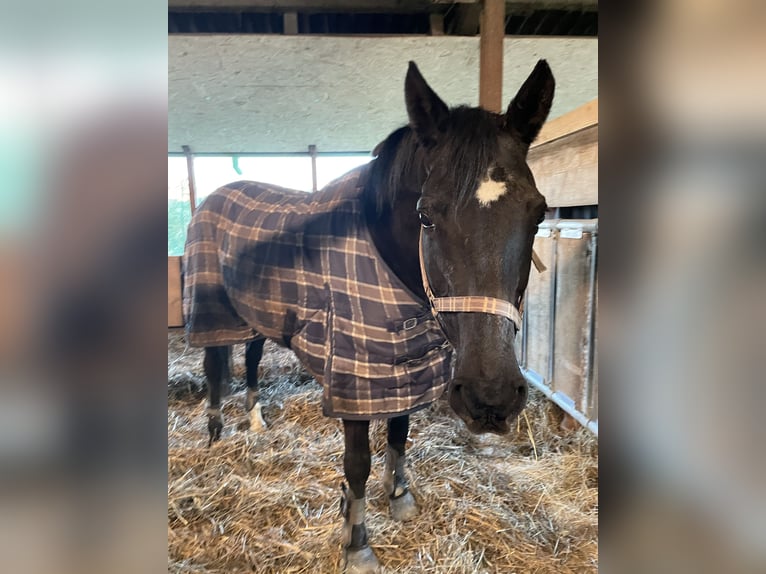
[169,36,596,153]
[168,1,597,154]
[168,1,598,36]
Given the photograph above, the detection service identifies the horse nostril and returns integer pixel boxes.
[517,385,527,401]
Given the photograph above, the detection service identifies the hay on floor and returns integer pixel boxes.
[168,330,597,573]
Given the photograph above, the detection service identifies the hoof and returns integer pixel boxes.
[389,490,419,522]
[207,409,223,447]
[342,545,380,574]
[248,402,268,432]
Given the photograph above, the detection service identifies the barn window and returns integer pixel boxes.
[167,153,374,256]
[315,155,372,189]
[194,156,314,200]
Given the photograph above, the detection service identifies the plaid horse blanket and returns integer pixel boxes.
[183,166,452,419]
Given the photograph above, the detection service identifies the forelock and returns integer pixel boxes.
[433,107,502,207]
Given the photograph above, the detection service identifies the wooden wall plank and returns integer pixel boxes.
[168,256,184,327]
[528,125,598,207]
[534,98,597,148]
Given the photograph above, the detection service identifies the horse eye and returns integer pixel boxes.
[418,211,435,229]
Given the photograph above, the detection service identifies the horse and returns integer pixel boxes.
[182,59,554,573]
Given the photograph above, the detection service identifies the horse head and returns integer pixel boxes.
[406,60,554,434]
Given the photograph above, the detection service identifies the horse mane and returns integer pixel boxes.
[364,106,502,215]
[364,126,420,215]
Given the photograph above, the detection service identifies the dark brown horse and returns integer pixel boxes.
[183,60,553,573]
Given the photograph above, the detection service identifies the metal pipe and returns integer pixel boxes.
[521,284,528,368]
[182,145,197,215]
[556,219,598,233]
[547,227,558,383]
[523,368,598,436]
[581,228,598,416]
[309,144,318,193]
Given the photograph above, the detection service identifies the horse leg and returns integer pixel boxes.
[340,419,380,574]
[203,345,230,447]
[244,338,267,431]
[383,415,419,521]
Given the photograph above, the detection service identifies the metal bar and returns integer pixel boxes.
[182,145,197,215]
[582,228,598,416]
[523,368,598,436]
[556,219,599,233]
[479,0,504,113]
[308,144,318,192]
[521,291,528,369]
[546,227,558,383]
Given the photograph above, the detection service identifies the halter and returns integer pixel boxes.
[418,231,546,332]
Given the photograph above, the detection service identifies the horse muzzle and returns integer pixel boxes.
[448,377,528,435]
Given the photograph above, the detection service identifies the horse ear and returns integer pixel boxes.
[504,59,555,149]
[405,61,449,147]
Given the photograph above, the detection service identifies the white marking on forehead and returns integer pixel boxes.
[475,169,509,207]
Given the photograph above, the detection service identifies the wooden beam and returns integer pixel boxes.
[169,1,598,14]
[169,0,444,12]
[479,0,505,113]
[528,101,599,207]
[533,98,598,148]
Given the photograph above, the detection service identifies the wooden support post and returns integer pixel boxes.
[479,0,505,113]
[308,144,318,192]
[283,12,298,35]
[182,145,197,215]
[429,13,444,36]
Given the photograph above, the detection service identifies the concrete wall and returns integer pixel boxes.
[169,35,597,153]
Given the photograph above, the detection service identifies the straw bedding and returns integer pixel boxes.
[168,329,597,573]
